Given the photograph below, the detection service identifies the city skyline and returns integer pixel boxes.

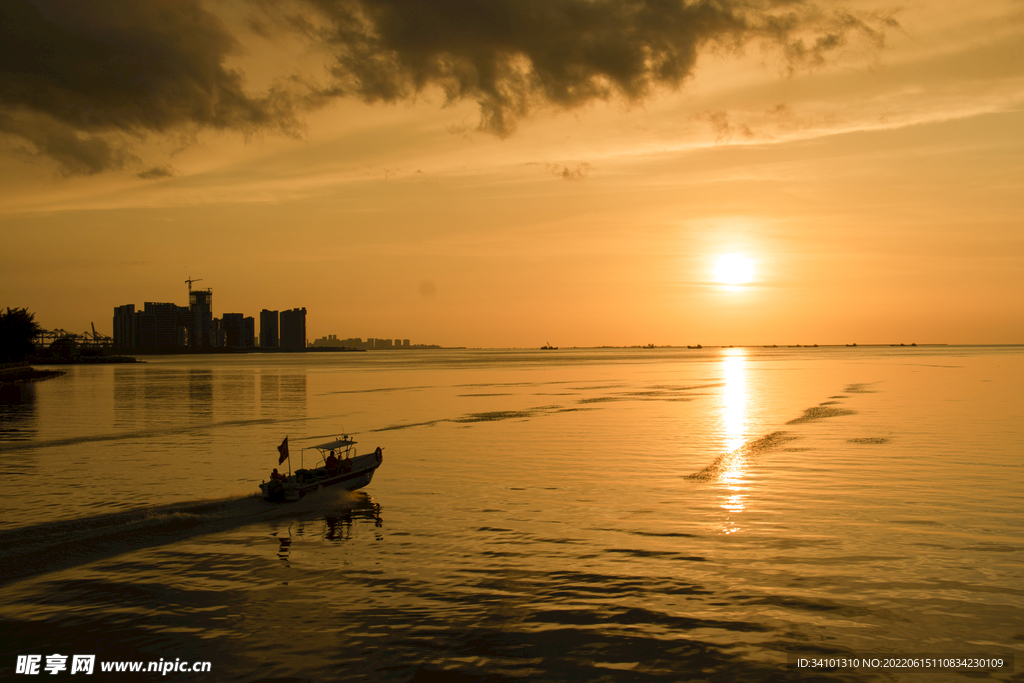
[105,281,434,351]
[110,282,308,352]
[0,0,1021,347]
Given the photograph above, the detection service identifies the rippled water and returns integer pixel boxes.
[1,347,1021,681]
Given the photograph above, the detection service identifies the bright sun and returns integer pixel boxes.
[714,254,754,285]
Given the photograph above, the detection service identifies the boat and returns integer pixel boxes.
[260,435,383,502]
[541,342,558,350]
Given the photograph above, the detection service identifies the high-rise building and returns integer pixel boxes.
[280,308,307,351]
[221,313,251,349]
[260,310,279,349]
[188,288,213,350]
[112,304,138,351]
[213,314,256,350]
[138,302,190,351]
[211,317,226,348]
[242,317,255,349]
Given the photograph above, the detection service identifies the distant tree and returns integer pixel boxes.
[0,307,42,363]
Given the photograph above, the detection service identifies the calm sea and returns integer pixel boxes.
[1,347,1021,682]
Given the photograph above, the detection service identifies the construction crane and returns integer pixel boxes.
[51,328,77,341]
[80,323,112,347]
[186,277,203,294]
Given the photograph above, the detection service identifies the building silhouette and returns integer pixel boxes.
[280,308,307,351]
[141,302,190,350]
[112,304,139,350]
[211,318,223,347]
[243,316,255,348]
[188,288,213,350]
[113,281,213,352]
[260,310,279,349]
[220,313,255,349]
[113,283,305,353]
[115,301,191,352]
[309,336,417,350]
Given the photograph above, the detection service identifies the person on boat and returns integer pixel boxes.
[270,468,286,482]
[325,451,339,475]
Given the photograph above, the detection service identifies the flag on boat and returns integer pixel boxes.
[277,436,290,465]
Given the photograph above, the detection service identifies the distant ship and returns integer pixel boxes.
[541,343,558,350]
[687,344,702,349]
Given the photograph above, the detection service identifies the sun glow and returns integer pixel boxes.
[713,254,754,285]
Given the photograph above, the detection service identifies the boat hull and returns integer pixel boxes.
[260,451,382,502]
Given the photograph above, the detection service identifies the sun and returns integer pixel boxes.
[714,254,754,285]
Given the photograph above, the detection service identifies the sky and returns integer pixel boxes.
[1,0,1022,347]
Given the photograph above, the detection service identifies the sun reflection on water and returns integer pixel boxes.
[720,349,749,520]
[722,350,748,455]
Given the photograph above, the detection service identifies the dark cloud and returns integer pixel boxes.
[0,0,298,175]
[775,9,899,68]
[0,0,896,175]
[137,165,177,180]
[297,0,898,135]
[0,109,136,176]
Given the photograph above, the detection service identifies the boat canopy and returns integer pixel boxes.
[312,438,356,451]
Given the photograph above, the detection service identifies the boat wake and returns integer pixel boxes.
[686,388,863,481]
[0,488,370,586]
[686,431,797,481]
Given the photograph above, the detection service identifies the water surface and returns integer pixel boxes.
[1,346,1021,681]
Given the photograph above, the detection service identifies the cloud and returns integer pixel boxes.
[546,162,593,180]
[701,110,756,143]
[0,109,137,176]
[0,0,299,175]
[297,0,898,135]
[0,0,897,175]
[137,165,177,180]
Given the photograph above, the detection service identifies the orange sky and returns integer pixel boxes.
[1,0,1022,347]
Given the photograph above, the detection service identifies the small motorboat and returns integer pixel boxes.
[260,435,383,502]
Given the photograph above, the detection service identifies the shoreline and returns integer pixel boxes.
[0,365,67,385]
[27,355,142,365]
